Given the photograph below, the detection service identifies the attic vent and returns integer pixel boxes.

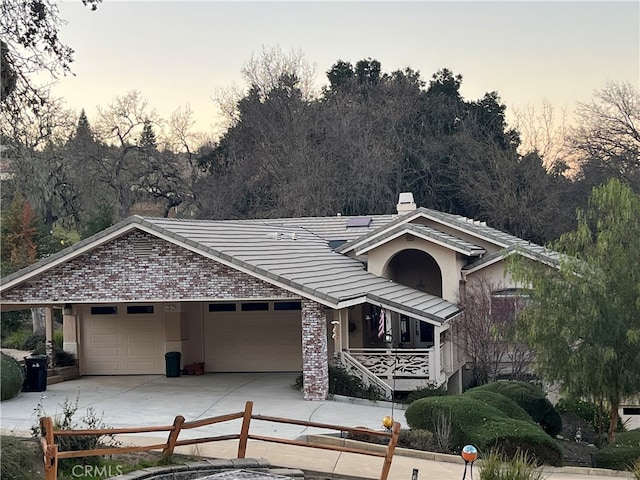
[266,232,297,240]
[132,238,154,257]
[346,217,371,228]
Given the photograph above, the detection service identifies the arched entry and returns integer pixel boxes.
[386,249,442,297]
[386,249,443,348]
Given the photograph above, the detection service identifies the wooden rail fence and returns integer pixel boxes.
[39,400,400,480]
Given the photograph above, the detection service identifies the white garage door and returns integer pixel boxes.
[81,305,165,375]
[204,304,302,372]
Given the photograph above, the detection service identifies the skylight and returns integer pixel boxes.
[346,217,372,228]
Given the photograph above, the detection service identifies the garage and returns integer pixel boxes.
[80,304,165,375]
[204,301,303,372]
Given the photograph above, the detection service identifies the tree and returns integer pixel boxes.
[509,178,640,443]
[454,276,531,386]
[571,81,640,192]
[0,0,101,117]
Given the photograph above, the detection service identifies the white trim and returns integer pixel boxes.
[354,228,482,256]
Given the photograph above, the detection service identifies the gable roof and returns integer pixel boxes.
[337,207,561,268]
[0,215,460,324]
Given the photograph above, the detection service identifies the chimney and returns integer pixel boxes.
[397,192,417,215]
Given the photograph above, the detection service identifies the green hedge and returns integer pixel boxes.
[405,395,563,466]
[463,389,534,424]
[1,353,24,401]
[595,429,640,471]
[470,381,562,437]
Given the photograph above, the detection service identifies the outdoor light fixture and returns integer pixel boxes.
[63,304,73,315]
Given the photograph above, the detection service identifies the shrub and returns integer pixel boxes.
[31,394,120,471]
[633,458,640,480]
[463,389,534,424]
[1,328,31,349]
[556,397,624,435]
[480,448,544,480]
[55,350,77,367]
[470,381,562,437]
[0,436,40,480]
[595,429,640,470]
[21,333,45,352]
[404,384,449,404]
[292,365,386,401]
[398,429,435,451]
[54,330,64,350]
[0,310,31,341]
[1,353,24,401]
[405,395,563,466]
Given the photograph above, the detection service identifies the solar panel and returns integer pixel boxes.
[346,217,372,227]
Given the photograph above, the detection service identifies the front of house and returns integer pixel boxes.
[0,193,559,401]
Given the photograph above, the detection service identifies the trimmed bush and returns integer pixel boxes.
[404,384,449,404]
[595,429,640,471]
[405,395,563,466]
[470,381,562,437]
[464,389,534,424]
[1,353,24,401]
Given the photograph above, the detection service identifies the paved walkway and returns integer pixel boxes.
[0,373,633,479]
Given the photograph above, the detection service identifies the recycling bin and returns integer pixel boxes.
[164,351,181,377]
[23,355,48,392]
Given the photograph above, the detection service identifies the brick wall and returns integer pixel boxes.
[1,231,294,303]
[301,299,329,401]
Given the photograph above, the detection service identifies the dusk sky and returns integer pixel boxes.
[52,1,639,136]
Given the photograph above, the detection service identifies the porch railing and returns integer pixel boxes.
[340,351,394,400]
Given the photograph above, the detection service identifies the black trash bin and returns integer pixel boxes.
[165,351,181,377]
[23,355,48,392]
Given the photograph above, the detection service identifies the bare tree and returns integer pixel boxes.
[454,276,532,386]
[570,81,640,190]
[511,99,573,172]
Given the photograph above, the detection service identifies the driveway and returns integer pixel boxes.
[0,373,632,480]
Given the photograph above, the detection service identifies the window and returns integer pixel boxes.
[90,306,117,315]
[209,303,237,312]
[274,301,301,311]
[241,302,269,311]
[127,305,154,314]
[346,217,371,228]
[623,407,640,415]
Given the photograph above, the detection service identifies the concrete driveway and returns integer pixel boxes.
[0,373,632,480]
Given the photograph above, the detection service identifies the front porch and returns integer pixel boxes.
[330,303,461,399]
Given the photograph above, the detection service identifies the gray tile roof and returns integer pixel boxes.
[141,217,460,323]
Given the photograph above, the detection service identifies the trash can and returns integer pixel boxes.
[164,351,181,377]
[23,355,48,392]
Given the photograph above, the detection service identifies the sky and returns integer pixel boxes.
[52,0,639,138]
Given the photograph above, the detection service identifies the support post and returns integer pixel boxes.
[41,416,57,480]
[237,401,253,458]
[380,421,401,480]
[162,415,185,458]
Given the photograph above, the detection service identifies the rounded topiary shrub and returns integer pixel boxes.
[405,395,563,466]
[463,389,534,424]
[595,429,640,470]
[1,353,24,401]
[470,381,562,437]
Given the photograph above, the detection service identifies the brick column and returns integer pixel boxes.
[301,299,328,401]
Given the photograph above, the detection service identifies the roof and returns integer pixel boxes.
[338,207,561,267]
[0,215,459,324]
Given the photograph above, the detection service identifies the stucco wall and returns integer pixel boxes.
[366,236,461,302]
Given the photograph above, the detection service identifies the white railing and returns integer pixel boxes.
[346,348,434,379]
[340,351,394,400]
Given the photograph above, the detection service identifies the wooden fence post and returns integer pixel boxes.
[379,421,401,480]
[162,415,185,458]
[41,416,57,480]
[237,401,253,458]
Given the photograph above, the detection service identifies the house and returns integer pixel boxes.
[0,193,560,401]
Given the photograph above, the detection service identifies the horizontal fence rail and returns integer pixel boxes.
[39,400,400,480]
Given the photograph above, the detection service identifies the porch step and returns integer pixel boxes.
[47,374,64,385]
